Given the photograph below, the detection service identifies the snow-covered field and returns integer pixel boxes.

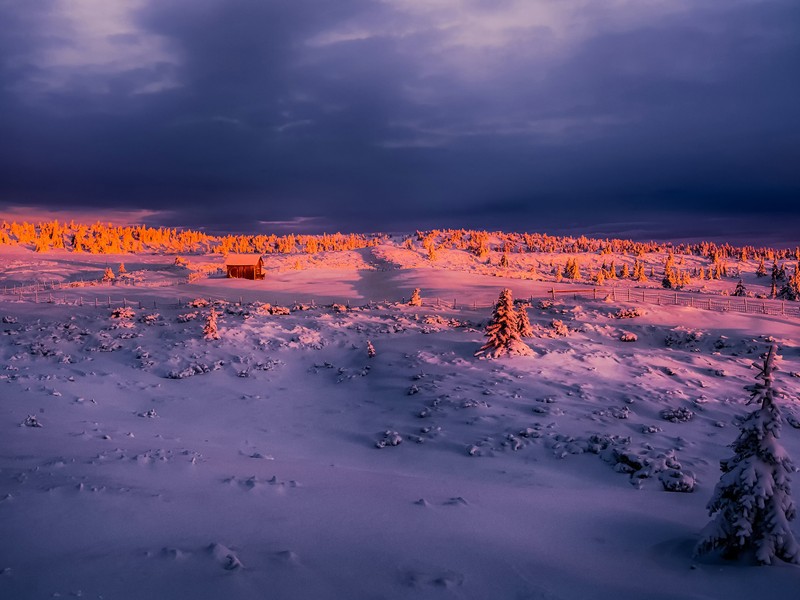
[1,245,799,599]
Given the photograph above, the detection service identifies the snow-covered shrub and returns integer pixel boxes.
[2,316,18,324]
[614,307,644,319]
[475,289,534,358]
[549,319,569,337]
[367,340,376,358]
[331,303,348,313]
[270,306,291,315]
[139,313,160,325]
[111,307,135,319]
[167,361,225,379]
[619,332,638,342]
[21,415,42,428]
[660,407,695,423]
[537,300,554,309]
[660,469,696,493]
[101,267,115,282]
[695,345,800,564]
[188,298,209,308]
[376,430,403,448]
[664,328,703,348]
[177,311,199,322]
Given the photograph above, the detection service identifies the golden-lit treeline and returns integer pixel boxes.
[0,220,384,255]
[409,229,799,262]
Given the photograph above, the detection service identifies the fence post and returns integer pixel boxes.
[593,288,597,300]
[782,301,785,316]
[627,288,630,301]
[690,296,693,308]
[674,292,678,305]
[34,290,38,303]
[550,288,556,301]
[612,288,616,301]
[107,296,111,308]
[657,295,661,306]
[153,300,157,309]
[452,298,456,309]
[744,298,747,312]
[642,291,645,302]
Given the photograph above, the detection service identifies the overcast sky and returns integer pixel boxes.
[0,0,798,242]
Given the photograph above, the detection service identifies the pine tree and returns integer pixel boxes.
[732,280,746,297]
[500,253,509,268]
[203,309,220,340]
[475,289,534,358]
[695,345,800,565]
[102,267,115,282]
[409,288,422,307]
[516,303,534,338]
[756,258,767,278]
[777,266,800,301]
[118,262,126,274]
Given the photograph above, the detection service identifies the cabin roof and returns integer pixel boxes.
[224,253,263,267]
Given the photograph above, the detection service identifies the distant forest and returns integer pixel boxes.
[0,220,798,262]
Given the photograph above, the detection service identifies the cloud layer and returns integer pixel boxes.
[1,0,798,240]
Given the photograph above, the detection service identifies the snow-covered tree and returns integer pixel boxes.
[516,303,534,338]
[732,280,747,297]
[102,267,115,282]
[409,288,422,307]
[118,262,126,274]
[203,309,220,340]
[777,265,800,301]
[695,345,800,565]
[475,289,533,358]
[756,258,767,278]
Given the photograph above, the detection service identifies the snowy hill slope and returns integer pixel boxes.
[1,246,799,599]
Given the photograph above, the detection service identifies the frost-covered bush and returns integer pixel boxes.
[695,345,800,564]
[110,307,135,319]
[660,407,695,423]
[21,415,42,428]
[188,298,209,308]
[367,340,376,358]
[619,332,638,342]
[550,319,569,337]
[177,311,199,322]
[140,313,160,325]
[614,307,644,319]
[376,430,403,448]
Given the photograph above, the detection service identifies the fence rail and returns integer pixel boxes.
[547,286,799,318]
[1,279,798,318]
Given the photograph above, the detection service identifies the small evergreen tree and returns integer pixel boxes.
[475,289,533,358]
[777,266,800,301]
[756,258,767,278]
[516,303,534,338]
[203,309,220,340]
[409,288,422,307]
[102,267,115,282]
[695,345,800,565]
[732,279,746,297]
[118,262,126,274]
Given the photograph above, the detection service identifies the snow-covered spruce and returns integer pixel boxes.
[475,289,533,358]
[516,303,534,338]
[695,345,800,565]
[408,288,422,307]
[203,309,220,340]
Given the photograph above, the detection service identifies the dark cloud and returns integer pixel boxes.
[0,0,797,242]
